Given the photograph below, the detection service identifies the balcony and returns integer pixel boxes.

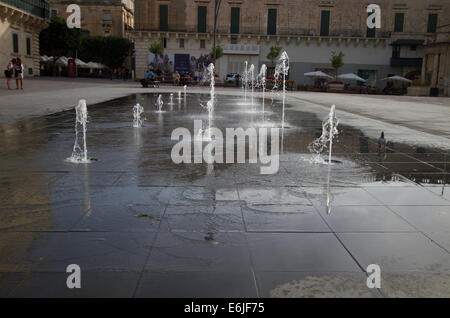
[1,0,49,19]
[103,19,113,26]
[390,57,423,67]
[222,44,260,55]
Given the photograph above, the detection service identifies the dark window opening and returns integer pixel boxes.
[230,7,240,34]
[13,33,19,53]
[198,6,207,33]
[320,10,330,36]
[394,13,404,32]
[267,8,277,35]
[427,13,438,33]
[366,12,376,38]
[159,5,168,31]
[26,37,31,55]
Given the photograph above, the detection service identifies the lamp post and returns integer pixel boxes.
[212,0,222,64]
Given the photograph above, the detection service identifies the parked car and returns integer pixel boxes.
[226,73,239,84]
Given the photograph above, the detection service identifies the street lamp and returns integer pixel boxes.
[212,0,222,64]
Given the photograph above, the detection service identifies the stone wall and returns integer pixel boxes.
[50,0,134,37]
[0,2,48,78]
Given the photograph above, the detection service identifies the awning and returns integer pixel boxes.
[338,73,366,82]
[382,75,412,83]
[304,71,333,79]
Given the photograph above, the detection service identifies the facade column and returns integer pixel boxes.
[431,54,439,86]
[420,54,427,85]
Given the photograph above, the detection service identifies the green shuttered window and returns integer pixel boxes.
[267,8,277,35]
[13,33,19,53]
[394,13,404,32]
[198,6,207,33]
[159,5,168,31]
[230,7,240,34]
[366,12,376,38]
[427,13,438,33]
[320,10,330,36]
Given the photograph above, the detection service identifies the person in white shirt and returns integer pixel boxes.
[14,58,24,89]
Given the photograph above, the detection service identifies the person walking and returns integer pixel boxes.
[14,58,24,89]
[377,131,387,160]
[4,58,15,90]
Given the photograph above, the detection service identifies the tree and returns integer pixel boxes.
[79,36,131,69]
[148,41,164,70]
[210,45,223,61]
[266,46,282,67]
[330,51,345,80]
[212,0,223,64]
[149,41,164,56]
[39,16,81,73]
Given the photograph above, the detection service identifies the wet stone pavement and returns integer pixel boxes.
[0,93,449,298]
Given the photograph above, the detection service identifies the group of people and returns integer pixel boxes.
[4,58,24,90]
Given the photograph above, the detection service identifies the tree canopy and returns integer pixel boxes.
[39,16,81,58]
[330,51,345,79]
[149,42,164,56]
[266,46,282,65]
[39,17,131,69]
[210,45,223,61]
[79,36,131,69]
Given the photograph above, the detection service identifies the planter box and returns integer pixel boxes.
[328,83,344,90]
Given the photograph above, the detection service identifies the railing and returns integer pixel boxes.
[1,0,50,19]
[222,44,260,55]
[390,57,423,67]
[133,24,391,39]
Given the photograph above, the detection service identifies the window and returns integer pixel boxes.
[320,10,330,36]
[198,6,207,33]
[159,4,168,31]
[103,13,111,21]
[230,7,240,34]
[231,37,237,44]
[200,39,206,49]
[12,33,18,53]
[50,8,59,17]
[104,31,110,37]
[28,68,33,75]
[394,13,404,32]
[162,38,167,49]
[366,12,376,38]
[179,38,184,48]
[267,8,277,35]
[26,37,31,55]
[427,13,438,33]
[410,45,417,51]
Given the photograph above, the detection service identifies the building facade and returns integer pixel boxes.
[130,0,449,93]
[50,0,134,37]
[0,0,49,78]
[421,24,450,96]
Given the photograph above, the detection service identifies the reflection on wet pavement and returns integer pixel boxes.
[0,93,449,297]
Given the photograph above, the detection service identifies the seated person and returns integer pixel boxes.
[173,70,180,86]
[140,70,156,87]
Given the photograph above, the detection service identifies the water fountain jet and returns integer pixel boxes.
[133,103,145,128]
[66,99,90,163]
[156,94,164,112]
[308,104,339,164]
